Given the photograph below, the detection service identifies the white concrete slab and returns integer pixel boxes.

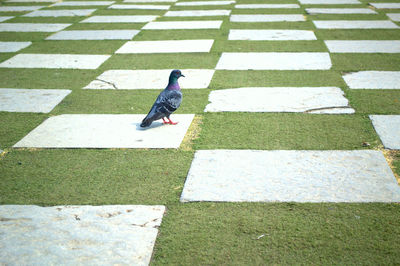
[0,205,165,266]
[142,20,222,29]
[216,52,332,70]
[299,0,361,4]
[6,0,57,2]
[370,3,400,9]
[306,8,377,14]
[0,54,110,69]
[343,71,400,89]
[116,39,214,53]
[164,10,231,16]
[109,4,170,9]
[53,1,115,6]
[0,16,14,22]
[325,40,400,53]
[313,20,399,29]
[235,4,300,9]
[204,87,354,114]
[23,9,96,17]
[180,150,400,203]
[0,88,71,113]
[0,6,45,11]
[124,0,176,2]
[230,14,305,22]
[84,69,215,89]
[370,115,400,150]
[176,1,234,6]
[228,29,317,40]
[387,13,400,21]
[81,15,157,23]
[46,30,140,40]
[0,41,31,52]
[0,23,71,32]
[13,114,195,148]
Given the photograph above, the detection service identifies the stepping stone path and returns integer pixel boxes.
[0,23,71,32]
[0,88,71,113]
[228,29,316,40]
[0,17,14,22]
[176,1,235,6]
[343,71,400,89]
[0,205,165,265]
[81,15,157,23]
[0,54,110,69]
[181,150,400,203]
[204,87,354,114]
[370,115,400,150]
[387,13,400,21]
[230,14,305,22]
[0,6,45,12]
[109,4,170,9]
[369,3,400,9]
[6,0,57,2]
[325,40,400,53]
[235,4,300,9]
[164,10,231,16]
[306,8,377,14]
[313,20,399,29]
[215,52,332,70]
[299,0,360,4]
[53,1,115,6]
[124,0,177,2]
[85,69,215,89]
[23,9,96,17]
[14,114,194,148]
[116,40,214,53]
[46,30,140,40]
[142,21,222,29]
[0,41,31,52]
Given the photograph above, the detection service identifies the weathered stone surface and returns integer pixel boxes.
[306,8,376,14]
[0,41,31,52]
[46,30,140,40]
[325,40,400,53]
[176,1,234,6]
[142,20,222,29]
[0,16,14,22]
[387,13,400,21]
[0,54,110,69]
[116,39,214,53]
[343,71,400,89]
[53,1,114,6]
[230,14,305,22]
[0,23,71,32]
[299,0,360,4]
[215,52,332,70]
[369,3,400,9]
[124,0,176,2]
[6,0,57,2]
[235,4,299,8]
[180,150,400,203]
[0,6,45,11]
[81,15,157,23]
[370,115,400,149]
[84,69,215,89]
[14,114,195,148]
[0,88,71,113]
[0,205,165,266]
[109,4,170,9]
[164,10,231,16]
[313,20,399,29]
[204,87,354,114]
[228,29,316,40]
[23,9,96,17]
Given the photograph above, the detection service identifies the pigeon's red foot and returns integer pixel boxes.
[162,117,178,125]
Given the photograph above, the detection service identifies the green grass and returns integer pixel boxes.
[22,40,126,54]
[315,29,400,40]
[0,32,51,42]
[332,54,400,71]
[347,90,400,114]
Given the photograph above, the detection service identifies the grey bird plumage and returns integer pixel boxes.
[140,69,184,128]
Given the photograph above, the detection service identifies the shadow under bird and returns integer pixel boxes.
[140,69,184,128]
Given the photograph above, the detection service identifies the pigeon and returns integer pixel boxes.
[140,69,184,128]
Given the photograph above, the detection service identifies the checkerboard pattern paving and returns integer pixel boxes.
[1,0,400,264]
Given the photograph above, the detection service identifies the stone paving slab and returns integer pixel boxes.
[370,115,400,150]
[0,6,45,12]
[230,14,305,22]
[387,13,400,21]
[215,52,332,70]
[124,0,176,2]
[116,39,214,53]
[46,30,140,40]
[164,10,231,16]
[0,16,14,22]
[313,20,399,29]
[0,205,165,266]
[228,29,316,40]
[0,23,71,32]
[6,0,56,2]
[342,71,400,89]
[109,4,170,9]
[0,54,111,69]
[299,0,361,4]
[13,114,194,148]
[53,1,115,6]
[235,4,300,9]
[142,20,222,29]
[0,88,71,113]
[306,8,377,14]
[180,150,400,203]
[0,41,31,52]
[369,2,400,9]
[204,87,354,114]
[325,40,400,53]
[81,15,158,23]
[23,9,96,17]
[84,69,215,89]
[176,1,235,6]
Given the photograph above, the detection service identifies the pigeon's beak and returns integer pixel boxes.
[180,73,185,77]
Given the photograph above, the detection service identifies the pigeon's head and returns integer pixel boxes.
[170,69,185,80]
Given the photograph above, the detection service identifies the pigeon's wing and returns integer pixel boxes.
[163,89,182,115]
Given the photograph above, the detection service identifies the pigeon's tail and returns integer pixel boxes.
[140,116,153,128]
